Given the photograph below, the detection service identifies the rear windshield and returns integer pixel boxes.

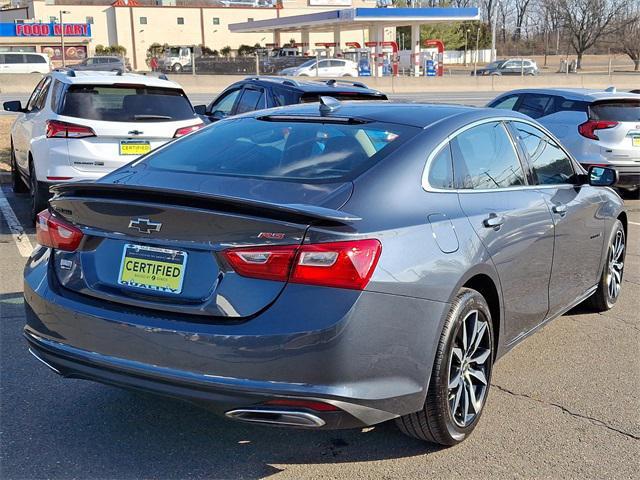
[301,92,387,102]
[59,85,195,122]
[590,100,640,122]
[145,117,418,182]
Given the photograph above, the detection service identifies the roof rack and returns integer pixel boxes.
[244,76,299,87]
[54,67,76,77]
[141,72,169,81]
[323,79,368,89]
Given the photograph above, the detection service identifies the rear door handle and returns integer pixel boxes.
[483,213,505,228]
[552,204,567,215]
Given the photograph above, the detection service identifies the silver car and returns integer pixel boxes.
[24,101,627,446]
[488,88,640,193]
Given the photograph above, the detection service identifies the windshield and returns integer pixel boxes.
[590,100,640,122]
[296,59,317,69]
[145,117,418,182]
[486,61,504,69]
[167,48,180,56]
[59,85,196,122]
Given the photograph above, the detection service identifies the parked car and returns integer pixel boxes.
[281,58,359,77]
[195,76,387,122]
[3,70,203,220]
[473,58,538,76]
[24,99,626,446]
[72,56,131,72]
[487,88,640,193]
[0,52,51,74]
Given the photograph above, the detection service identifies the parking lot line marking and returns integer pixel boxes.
[0,187,34,258]
[629,221,640,226]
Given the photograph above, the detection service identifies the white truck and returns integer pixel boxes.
[159,46,192,73]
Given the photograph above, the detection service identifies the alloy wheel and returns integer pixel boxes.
[607,228,625,300]
[448,309,491,428]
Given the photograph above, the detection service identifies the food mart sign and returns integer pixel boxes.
[0,23,91,37]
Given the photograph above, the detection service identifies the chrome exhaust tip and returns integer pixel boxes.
[225,408,326,428]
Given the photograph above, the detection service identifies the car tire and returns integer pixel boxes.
[10,143,28,193]
[29,161,47,222]
[586,219,625,312]
[173,63,182,73]
[395,288,494,445]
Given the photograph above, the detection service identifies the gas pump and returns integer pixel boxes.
[381,41,399,76]
[364,41,399,77]
[422,39,444,77]
[344,42,371,77]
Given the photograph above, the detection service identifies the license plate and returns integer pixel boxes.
[633,136,640,147]
[120,140,151,155]
[118,244,187,294]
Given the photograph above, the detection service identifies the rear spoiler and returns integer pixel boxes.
[50,182,361,224]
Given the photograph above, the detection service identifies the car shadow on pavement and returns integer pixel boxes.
[21,382,443,479]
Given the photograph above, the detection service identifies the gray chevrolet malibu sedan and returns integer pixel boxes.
[24,100,627,446]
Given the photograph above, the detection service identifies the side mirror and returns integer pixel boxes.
[3,100,24,113]
[588,166,618,187]
[211,110,227,120]
[193,104,207,115]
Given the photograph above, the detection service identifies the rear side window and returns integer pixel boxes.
[235,88,264,114]
[556,99,588,113]
[145,117,418,183]
[427,143,454,189]
[4,54,24,64]
[452,121,526,189]
[590,100,640,122]
[511,121,575,185]
[59,85,195,122]
[516,94,555,119]
[272,87,298,106]
[25,54,46,64]
[490,94,518,110]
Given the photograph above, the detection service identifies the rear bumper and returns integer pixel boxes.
[24,248,449,429]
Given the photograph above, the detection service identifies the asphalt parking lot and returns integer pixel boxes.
[1,180,638,479]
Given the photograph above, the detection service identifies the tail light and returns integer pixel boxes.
[36,210,84,251]
[46,120,96,139]
[174,123,204,138]
[223,239,381,290]
[578,120,618,140]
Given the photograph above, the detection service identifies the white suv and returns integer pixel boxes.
[4,70,203,219]
[488,88,640,194]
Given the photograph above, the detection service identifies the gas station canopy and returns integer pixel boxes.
[229,7,480,33]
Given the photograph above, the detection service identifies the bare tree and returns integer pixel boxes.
[618,3,640,70]
[512,0,533,40]
[556,0,626,69]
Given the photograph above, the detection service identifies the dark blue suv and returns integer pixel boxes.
[194,76,387,122]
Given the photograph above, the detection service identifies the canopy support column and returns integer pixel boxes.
[374,24,384,77]
[333,26,342,56]
[411,23,421,77]
[301,29,310,55]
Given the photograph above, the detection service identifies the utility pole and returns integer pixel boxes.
[464,28,469,66]
[474,25,480,77]
[491,5,497,62]
[59,10,70,67]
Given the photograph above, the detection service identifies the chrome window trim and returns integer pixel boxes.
[421,116,582,194]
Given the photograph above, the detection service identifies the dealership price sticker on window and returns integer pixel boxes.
[118,244,187,294]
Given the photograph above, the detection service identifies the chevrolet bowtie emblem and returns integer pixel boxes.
[128,218,162,234]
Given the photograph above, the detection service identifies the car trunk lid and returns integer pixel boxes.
[47,177,355,318]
